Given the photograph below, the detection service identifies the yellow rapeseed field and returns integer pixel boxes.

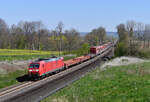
[0,49,62,56]
[0,49,63,61]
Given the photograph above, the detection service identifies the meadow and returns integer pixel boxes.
[0,69,27,89]
[0,49,63,61]
[43,61,150,102]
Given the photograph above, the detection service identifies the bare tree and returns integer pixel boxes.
[85,26,107,46]
[64,29,80,52]
[34,21,44,50]
[56,22,64,55]
[135,22,144,40]
[126,20,136,54]
[0,18,9,48]
[135,22,145,48]
[97,27,107,44]
[10,24,25,49]
[144,24,150,48]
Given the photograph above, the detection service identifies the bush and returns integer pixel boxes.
[115,41,129,57]
[115,41,150,58]
[76,43,90,56]
[136,49,150,58]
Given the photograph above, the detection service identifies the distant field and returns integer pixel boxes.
[43,61,150,102]
[0,49,63,61]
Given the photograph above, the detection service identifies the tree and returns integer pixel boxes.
[117,24,128,42]
[97,27,107,44]
[77,43,90,56]
[35,21,44,50]
[115,24,129,56]
[10,24,25,49]
[56,22,64,55]
[85,26,107,46]
[126,20,136,54]
[0,18,9,48]
[135,22,144,41]
[64,29,81,51]
[144,24,150,48]
[126,20,136,38]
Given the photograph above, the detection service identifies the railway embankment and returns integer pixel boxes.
[42,56,149,102]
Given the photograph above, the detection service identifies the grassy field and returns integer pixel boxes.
[42,61,150,102]
[0,69,27,89]
[0,49,64,61]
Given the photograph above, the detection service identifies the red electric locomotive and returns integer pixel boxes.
[28,56,64,78]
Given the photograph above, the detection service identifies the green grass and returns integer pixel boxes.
[42,61,150,102]
[0,69,27,89]
[0,55,75,61]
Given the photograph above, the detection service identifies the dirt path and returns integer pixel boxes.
[0,60,32,74]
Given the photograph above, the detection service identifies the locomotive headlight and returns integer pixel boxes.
[35,69,39,72]
[29,69,32,72]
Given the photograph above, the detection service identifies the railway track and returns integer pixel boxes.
[0,45,114,102]
[0,82,32,97]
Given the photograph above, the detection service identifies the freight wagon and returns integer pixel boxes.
[64,56,91,68]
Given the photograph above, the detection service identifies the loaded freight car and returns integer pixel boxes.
[90,45,105,54]
[90,42,112,55]
[28,56,64,78]
[64,56,91,68]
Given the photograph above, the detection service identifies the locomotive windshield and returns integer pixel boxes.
[29,64,39,68]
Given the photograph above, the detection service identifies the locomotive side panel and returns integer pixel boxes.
[28,57,65,77]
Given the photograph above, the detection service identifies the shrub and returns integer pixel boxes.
[76,43,90,56]
[136,49,150,58]
[115,41,129,57]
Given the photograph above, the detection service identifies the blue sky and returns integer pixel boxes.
[0,0,150,32]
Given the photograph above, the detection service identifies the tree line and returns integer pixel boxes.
[116,20,150,58]
[0,18,108,54]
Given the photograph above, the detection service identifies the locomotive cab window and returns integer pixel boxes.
[35,64,39,68]
[29,64,34,68]
[29,64,39,68]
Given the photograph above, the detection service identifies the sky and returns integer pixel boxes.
[0,0,150,32]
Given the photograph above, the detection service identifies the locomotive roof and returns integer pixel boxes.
[36,57,61,62]
[90,45,103,48]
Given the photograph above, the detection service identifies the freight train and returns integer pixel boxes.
[28,42,113,78]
